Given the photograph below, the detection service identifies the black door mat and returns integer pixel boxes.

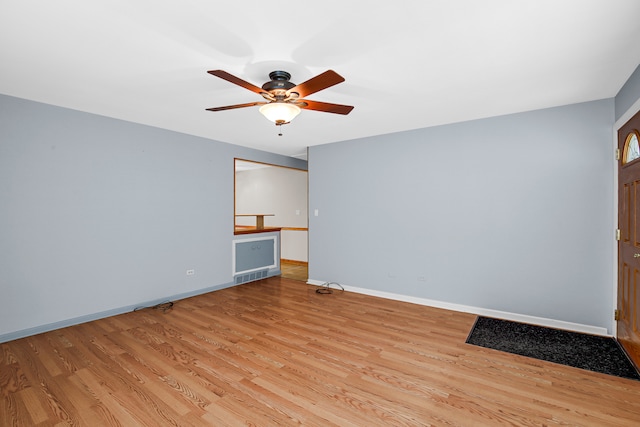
[466,316,640,381]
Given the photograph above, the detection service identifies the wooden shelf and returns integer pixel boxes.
[234,226,281,235]
[235,214,275,230]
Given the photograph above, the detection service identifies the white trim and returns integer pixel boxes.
[616,97,640,130]
[612,121,619,337]
[307,279,609,336]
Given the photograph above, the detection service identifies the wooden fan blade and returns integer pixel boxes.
[207,70,267,95]
[287,70,345,98]
[299,100,354,115]
[206,101,266,112]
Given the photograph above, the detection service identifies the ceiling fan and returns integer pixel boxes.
[206,69,354,126]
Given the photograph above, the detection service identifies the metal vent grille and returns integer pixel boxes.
[234,269,268,285]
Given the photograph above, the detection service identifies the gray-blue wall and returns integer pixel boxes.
[0,94,306,341]
[616,64,640,121]
[3,61,640,341]
[309,99,616,331]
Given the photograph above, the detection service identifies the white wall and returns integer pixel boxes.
[236,164,308,261]
[309,99,615,333]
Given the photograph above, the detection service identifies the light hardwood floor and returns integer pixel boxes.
[2,277,640,426]
[280,260,308,282]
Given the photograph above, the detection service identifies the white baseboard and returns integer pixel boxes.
[307,279,610,336]
[0,281,238,344]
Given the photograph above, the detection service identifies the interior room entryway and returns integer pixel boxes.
[234,159,308,282]
[617,107,640,369]
[280,260,308,282]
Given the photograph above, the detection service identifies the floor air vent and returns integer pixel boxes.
[235,269,268,285]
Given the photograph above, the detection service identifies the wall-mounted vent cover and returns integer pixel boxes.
[235,269,269,285]
[233,235,278,276]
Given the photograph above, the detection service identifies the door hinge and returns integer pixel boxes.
[616,148,621,161]
[616,229,621,241]
[615,309,620,321]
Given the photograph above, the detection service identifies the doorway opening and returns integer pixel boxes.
[235,159,308,282]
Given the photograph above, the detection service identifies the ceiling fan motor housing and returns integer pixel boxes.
[262,71,296,92]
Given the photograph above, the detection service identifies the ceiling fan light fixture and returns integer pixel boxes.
[259,102,301,125]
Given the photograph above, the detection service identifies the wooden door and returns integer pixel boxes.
[618,109,640,368]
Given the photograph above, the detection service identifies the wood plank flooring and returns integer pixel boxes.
[280,261,308,282]
[2,277,640,426]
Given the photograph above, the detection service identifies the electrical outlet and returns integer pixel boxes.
[417,276,426,282]
[186,269,195,276]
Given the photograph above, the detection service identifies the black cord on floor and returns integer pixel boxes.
[133,301,174,313]
[315,282,344,294]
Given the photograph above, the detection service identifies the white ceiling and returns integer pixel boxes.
[2,1,640,158]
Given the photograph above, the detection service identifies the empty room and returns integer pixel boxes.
[2,1,640,425]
